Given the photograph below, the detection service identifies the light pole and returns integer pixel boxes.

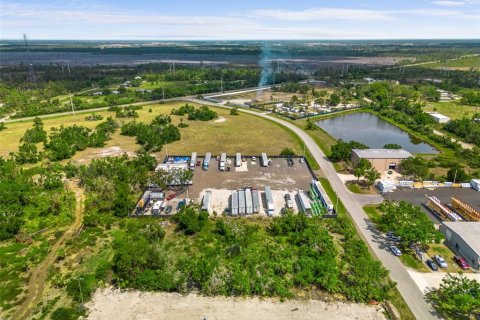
[77,277,84,305]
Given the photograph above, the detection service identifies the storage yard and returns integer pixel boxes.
[383,188,480,225]
[132,153,336,217]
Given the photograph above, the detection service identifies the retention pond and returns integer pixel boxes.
[316,112,438,154]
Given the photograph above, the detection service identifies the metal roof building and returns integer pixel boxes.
[351,148,413,171]
[440,222,480,270]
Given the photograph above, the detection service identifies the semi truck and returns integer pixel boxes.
[261,153,268,167]
[203,152,211,171]
[245,188,253,214]
[201,190,212,212]
[189,152,197,170]
[297,190,312,215]
[219,152,227,171]
[235,153,241,167]
[264,186,275,216]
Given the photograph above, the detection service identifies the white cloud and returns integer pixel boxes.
[251,8,395,21]
[251,7,480,21]
[432,1,467,6]
[431,0,480,6]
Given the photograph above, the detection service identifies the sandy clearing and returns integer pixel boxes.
[214,117,226,123]
[86,289,387,320]
[407,269,480,294]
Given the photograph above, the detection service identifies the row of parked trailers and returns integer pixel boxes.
[311,180,334,212]
[191,152,270,171]
[230,188,261,215]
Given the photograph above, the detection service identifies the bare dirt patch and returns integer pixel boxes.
[86,288,387,320]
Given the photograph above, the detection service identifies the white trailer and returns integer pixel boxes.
[235,153,241,167]
[471,179,480,191]
[230,192,239,216]
[190,152,197,170]
[297,190,312,215]
[201,190,212,212]
[203,152,211,170]
[245,188,253,215]
[238,189,246,215]
[252,189,260,213]
[264,186,275,216]
[261,153,268,167]
[219,152,227,171]
[312,180,334,212]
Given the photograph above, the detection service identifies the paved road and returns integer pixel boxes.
[184,97,438,320]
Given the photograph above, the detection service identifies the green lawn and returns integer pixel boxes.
[399,251,429,272]
[0,102,311,166]
[137,81,189,90]
[363,205,382,221]
[424,101,479,120]
[420,55,480,70]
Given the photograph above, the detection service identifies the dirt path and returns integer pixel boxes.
[13,180,85,320]
[432,129,474,150]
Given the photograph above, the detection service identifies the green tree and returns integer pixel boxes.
[378,201,443,246]
[365,168,380,186]
[280,148,296,156]
[305,118,317,130]
[383,143,402,149]
[398,156,429,180]
[230,107,240,115]
[446,166,470,183]
[353,158,371,182]
[330,140,368,162]
[428,273,480,320]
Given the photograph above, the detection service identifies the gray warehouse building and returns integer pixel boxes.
[440,222,480,270]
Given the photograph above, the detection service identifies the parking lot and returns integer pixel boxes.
[382,188,480,224]
[189,156,315,216]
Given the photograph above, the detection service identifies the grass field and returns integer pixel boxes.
[0,102,306,162]
[420,55,480,70]
[424,101,479,120]
[137,80,189,90]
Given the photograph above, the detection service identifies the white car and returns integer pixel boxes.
[390,246,402,256]
[434,254,448,268]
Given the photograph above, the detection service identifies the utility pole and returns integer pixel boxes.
[77,277,84,305]
[23,33,37,86]
[69,92,75,114]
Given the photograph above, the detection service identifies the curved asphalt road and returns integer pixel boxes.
[185,98,438,320]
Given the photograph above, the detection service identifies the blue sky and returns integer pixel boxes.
[1,0,479,40]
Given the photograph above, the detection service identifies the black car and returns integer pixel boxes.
[285,194,291,201]
[426,259,438,271]
[165,205,173,214]
[287,158,294,166]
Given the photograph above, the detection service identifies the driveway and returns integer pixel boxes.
[407,269,480,294]
[185,98,440,320]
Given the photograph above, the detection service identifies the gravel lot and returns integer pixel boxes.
[190,156,315,216]
[86,289,387,320]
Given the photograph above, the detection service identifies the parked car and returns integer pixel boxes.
[251,156,256,161]
[196,160,201,166]
[285,194,291,201]
[165,205,173,214]
[387,231,401,242]
[299,158,305,163]
[166,194,176,201]
[287,158,294,166]
[454,256,470,270]
[390,246,402,256]
[426,259,439,271]
[433,254,448,268]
